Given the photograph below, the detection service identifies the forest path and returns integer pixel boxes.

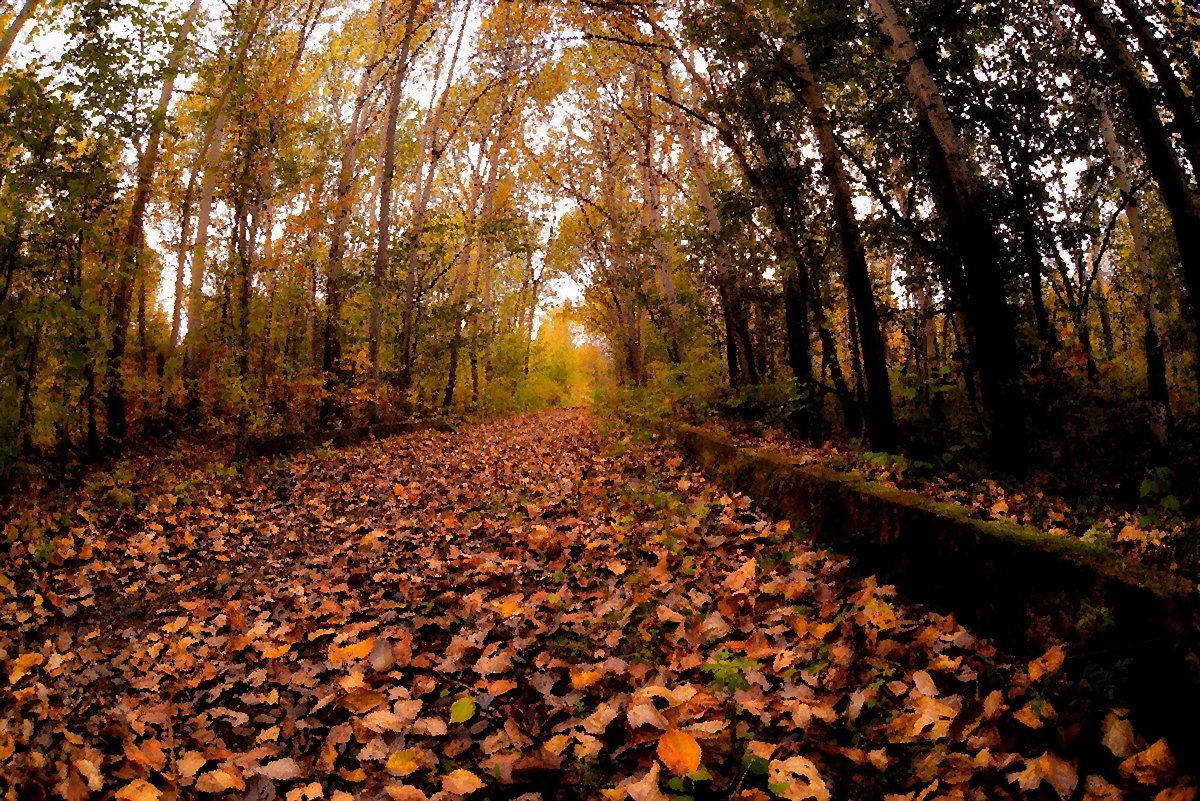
[1,410,1171,799]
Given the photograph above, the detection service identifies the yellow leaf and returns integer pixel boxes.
[449,697,476,724]
[8,653,43,684]
[329,638,376,666]
[497,601,523,618]
[262,643,292,659]
[544,735,572,756]
[1028,645,1066,682]
[386,749,423,777]
[657,729,702,777]
[115,779,162,801]
[442,768,485,795]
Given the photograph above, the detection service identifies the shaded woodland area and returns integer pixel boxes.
[3,0,1200,798]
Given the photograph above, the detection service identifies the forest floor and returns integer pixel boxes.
[0,409,1193,800]
[713,423,1198,579]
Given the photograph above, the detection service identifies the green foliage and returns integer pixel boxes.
[1139,467,1181,526]
[701,648,760,692]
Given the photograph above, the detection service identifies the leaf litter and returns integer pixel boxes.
[1,409,1193,799]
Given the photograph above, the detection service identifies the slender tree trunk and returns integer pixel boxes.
[169,173,196,354]
[0,0,41,67]
[639,70,684,365]
[1100,108,1172,442]
[869,0,1024,466]
[183,0,269,368]
[775,19,897,451]
[370,0,422,396]
[1111,0,1200,174]
[184,109,227,369]
[105,0,202,440]
[665,69,759,386]
[401,4,472,393]
[322,15,388,420]
[1071,0,1200,397]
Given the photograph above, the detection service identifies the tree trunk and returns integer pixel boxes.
[184,0,268,369]
[665,68,760,387]
[1110,0,1200,175]
[1100,108,1172,442]
[869,0,1024,466]
[105,0,202,440]
[775,19,897,451]
[370,0,422,394]
[0,0,41,67]
[169,172,196,354]
[400,5,472,394]
[1071,0,1200,398]
[639,70,684,365]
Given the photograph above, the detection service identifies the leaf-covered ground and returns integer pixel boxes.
[1,409,1193,800]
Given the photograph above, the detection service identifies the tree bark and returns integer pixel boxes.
[323,4,390,419]
[1110,0,1200,175]
[0,0,41,67]
[639,68,684,365]
[184,0,268,369]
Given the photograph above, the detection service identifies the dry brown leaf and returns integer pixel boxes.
[1101,712,1137,759]
[442,768,485,795]
[195,768,244,793]
[768,755,830,801]
[177,750,207,780]
[258,757,304,780]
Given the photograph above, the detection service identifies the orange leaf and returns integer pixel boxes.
[442,769,484,795]
[114,780,161,801]
[329,638,376,666]
[657,729,701,777]
[570,669,602,690]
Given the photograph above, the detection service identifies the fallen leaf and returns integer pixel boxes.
[768,755,830,801]
[1101,712,1136,759]
[8,652,43,684]
[115,779,162,801]
[329,638,376,666]
[442,769,484,795]
[195,768,244,793]
[657,729,702,777]
[258,757,304,780]
[341,688,387,713]
[1120,740,1176,785]
[449,696,477,724]
[177,751,207,780]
